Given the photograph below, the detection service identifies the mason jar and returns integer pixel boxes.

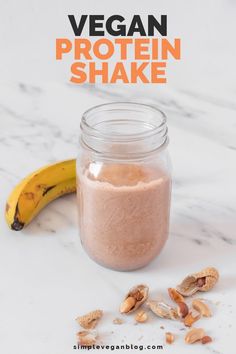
[77,102,171,271]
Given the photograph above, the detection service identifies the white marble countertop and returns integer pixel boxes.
[1,1,236,354]
[1,81,235,354]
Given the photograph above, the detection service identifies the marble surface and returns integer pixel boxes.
[0,81,236,354]
[1,1,236,354]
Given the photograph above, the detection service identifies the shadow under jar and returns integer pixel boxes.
[77,102,172,271]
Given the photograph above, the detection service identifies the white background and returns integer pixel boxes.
[0,0,235,90]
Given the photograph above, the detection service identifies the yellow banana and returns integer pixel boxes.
[5,159,76,231]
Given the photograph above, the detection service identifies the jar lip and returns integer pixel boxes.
[81,102,167,142]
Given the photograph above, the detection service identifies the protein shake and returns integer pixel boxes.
[78,163,171,271]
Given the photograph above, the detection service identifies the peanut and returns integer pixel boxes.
[120,296,136,313]
[197,277,206,287]
[168,288,185,303]
[165,332,175,344]
[184,311,201,327]
[177,302,189,318]
[192,299,212,317]
[201,335,213,344]
[185,328,205,344]
[135,310,148,323]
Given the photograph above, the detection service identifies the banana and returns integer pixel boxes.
[5,159,76,231]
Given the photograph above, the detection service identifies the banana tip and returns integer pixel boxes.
[11,220,25,231]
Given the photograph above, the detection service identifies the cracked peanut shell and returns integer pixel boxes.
[120,284,149,314]
[76,310,103,329]
[77,330,97,346]
[176,267,219,296]
[147,300,178,320]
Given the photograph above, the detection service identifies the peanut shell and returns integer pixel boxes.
[176,267,219,296]
[147,300,178,320]
[119,284,149,314]
[76,310,103,329]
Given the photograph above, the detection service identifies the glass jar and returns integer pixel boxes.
[77,102,171,271]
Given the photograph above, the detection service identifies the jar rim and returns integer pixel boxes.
[81,102,167,142]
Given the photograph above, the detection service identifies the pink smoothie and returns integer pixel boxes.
[78,164,171,271]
